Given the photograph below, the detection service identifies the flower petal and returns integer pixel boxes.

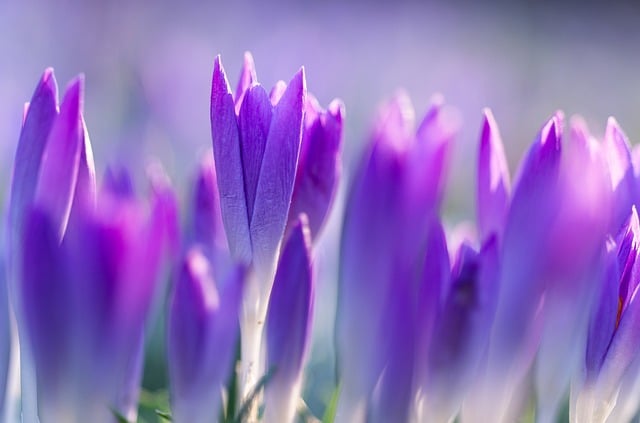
[604,117,637,231]
[211,56,252,263]
[168,249,243,423]
[477,108,510,243]
[238,84,272,220]
[234,51,257,112]
[250,68,306,278]
[34,76,84,240]
[264,215,314,423]
[286,96,344,240]
[8,68,58,250]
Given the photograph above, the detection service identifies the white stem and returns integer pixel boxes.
[239,271,266,423]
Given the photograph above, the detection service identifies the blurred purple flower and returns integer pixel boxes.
[11,71,172,422]
[168,248,243,423]
[335,92,456,422]
[263,215,314,423]
[7,70,95,422]
[418,237,499,422]
[571,207,640,423]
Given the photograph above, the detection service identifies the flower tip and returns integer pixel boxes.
[292,66,307,96]
[540,114,562,151]
[328,99,345,122]
[480,108,499,146]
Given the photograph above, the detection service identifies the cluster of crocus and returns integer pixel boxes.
[2,52,640,423]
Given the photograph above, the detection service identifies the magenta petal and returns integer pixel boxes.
[477,109,510,243]
[9,68,58,245]
[287,97,344,240]
[211,56,252,264]
[34,76,84,240]
[250,68,306,276]
[234,51,258,112]
[604,117,637,231]
[238,84,273,219]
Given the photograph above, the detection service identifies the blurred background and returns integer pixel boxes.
[1,0,639,419]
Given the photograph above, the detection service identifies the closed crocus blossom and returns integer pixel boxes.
[263,215,314,423]
[534,117,612,423]
[464,114,563,423]
[419,237,499,423]
[7,70,95,422]
[335,92,456,423]
[211,53,306,400]
[168,249,243,423]
[210,52,305,276]
[285,95,344,241]
[571,207,640,423]
[21,185,169,423]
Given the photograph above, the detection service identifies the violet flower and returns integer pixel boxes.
[335,92,455,422]
[210,52,342,404]
[571,207,640,423]
[12,72,171,423]
[263,215,314,423]
[168,248,243,423]
[418,237,499,423]
[7,70,95,422]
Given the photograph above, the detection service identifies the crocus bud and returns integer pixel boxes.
[210,52,306,279]
[467,114,563,423]
[8,70,96,422]
[168,249,244,423]
[263,215,314,423]
[534,117,612,422]
[571,207,640,423]
[285,95,344,241]
[21,188,169,423]
[336,93,456,422]
[420,237,499,423]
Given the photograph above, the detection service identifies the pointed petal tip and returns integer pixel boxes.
[328,99,345,122]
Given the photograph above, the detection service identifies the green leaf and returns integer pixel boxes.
[322,384,340,423]
[110,408,131,423]
[155,409,173,421]
[233,366,277,423]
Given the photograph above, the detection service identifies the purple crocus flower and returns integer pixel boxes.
[10,71,171,422]
[21,185,169,423]
[211,53,342,404]
[571,207,640,423]
[418,237,499,423]
[210,52,305,276]
[263,215,314,423]
[7,70,95,422]
[463,114,563,423]
[465,112,613,422]
[168,248,243,423]
[335,92,456,422]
